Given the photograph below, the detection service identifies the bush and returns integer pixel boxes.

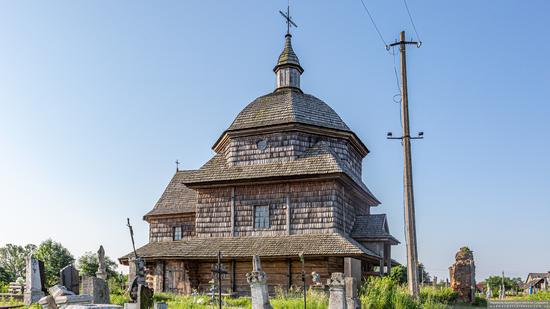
[108,272,127,295]
[0,282,9,293]
[360,277,465,309]
[419,286,458,304]
[360,276,419,309]
[110,293,131,306]
[521,291,550,301]
[472,296,488,307]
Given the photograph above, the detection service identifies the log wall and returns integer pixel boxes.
[146,257,346,296]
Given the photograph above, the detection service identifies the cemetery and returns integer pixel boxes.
[1,1,549,309]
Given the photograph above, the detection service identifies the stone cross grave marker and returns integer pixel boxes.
[328,272,347,309]
[246,255,272,309]
[97,245,107,280]
[24,255,46,305]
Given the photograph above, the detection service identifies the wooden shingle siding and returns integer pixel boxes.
[193,180,372,238]
[196,187,233,237]
[234,184,287,236]
[148,214,196,242]
[223,132,363,180]
[289,181,338,234]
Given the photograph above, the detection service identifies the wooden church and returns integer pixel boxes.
[120,28,399,296]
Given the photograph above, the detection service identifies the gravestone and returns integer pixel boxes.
[246,256,272,309]
[48,285,75,298]
[82,276,110,304]
[61,265,80,294]
[449,247,476,303]
[128,257,146,301]
[153,303,167,309]
[327,272,346,309]
[96,246,107,280]
[137,284,153,309]
[54,294,93,308]
[345,277,360,309]
[24,255,46,305]
[39,295,58,309]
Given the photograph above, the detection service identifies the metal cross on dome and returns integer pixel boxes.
[279,3,297,34]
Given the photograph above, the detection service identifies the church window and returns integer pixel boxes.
[173,226,182,241]
[254,205,269,229]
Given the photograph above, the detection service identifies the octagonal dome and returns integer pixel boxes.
[227,88,350,132]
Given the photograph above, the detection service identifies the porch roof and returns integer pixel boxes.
[119,233,380,264]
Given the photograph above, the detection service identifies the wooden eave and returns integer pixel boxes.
[212,122,370,157]
[143,212,195,222]
[354,236,400,246]
[183,172,380,206]
[119,252,380,265]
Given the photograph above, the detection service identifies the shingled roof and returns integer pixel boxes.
[274,34,303,73]
[351,214,399,244]
[143,171,197,219]
[184,141,378,204]
[119,233,380,263]
[226,88,350,132]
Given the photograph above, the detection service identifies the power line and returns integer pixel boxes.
[358,0,388,48]
[402,0,422,45]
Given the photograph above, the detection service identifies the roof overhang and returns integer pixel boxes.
[183,172,380,206]
[143,211,195,222]
[119,233,381,265]
[212,122,370,158]
[353,236,400,246]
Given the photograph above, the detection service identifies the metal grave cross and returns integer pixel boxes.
[279,4,297,34]
[211,251,228,309]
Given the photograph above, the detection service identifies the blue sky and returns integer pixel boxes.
[0,1,549,281]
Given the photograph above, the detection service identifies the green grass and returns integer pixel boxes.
[1,278,490,309]
[494,291,550,301]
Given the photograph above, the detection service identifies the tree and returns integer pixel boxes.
[0,244,36,282]
[33,239,74,287]
[389,263,431,285]
[418,263,432,284]
[390,265,407,284]
[0,265,11,284]
[76,252,118,279]
[483,275,521,296]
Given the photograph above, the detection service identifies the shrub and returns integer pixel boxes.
[523,291,550,301]
[0,282,9,293]
[110,293,131,306]
[419,286,458,304]
[108,272,127,295]
[360,276,419,309]
[471,295,488,307]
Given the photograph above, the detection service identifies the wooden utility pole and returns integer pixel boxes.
[388,30,422,298]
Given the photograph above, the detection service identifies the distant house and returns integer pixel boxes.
[524,272,550,294]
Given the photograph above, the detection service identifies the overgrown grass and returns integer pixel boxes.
[107,281,480,309]
[501,291,550,301]
[4,278,488,309]
[359,276,480,308]
[360,276,419,309]
[419,286,457,305]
